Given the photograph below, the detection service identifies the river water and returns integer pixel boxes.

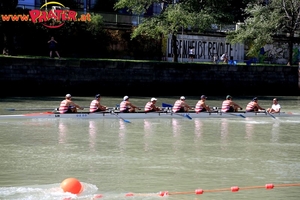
[0,96,300,200]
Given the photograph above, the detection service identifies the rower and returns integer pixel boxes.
[119,96,141,113]
[195,95,211,113]
[172,96,193,113]
[221,95,242,112]
[89,94,107,113]
[144,97,161,112]
[59,94,84,114]
[246,97,265,112]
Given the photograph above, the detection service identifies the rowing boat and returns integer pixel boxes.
[0,111,297,120]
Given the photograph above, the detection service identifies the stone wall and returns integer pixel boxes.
[0,57,298,97]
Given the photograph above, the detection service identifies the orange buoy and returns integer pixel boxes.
[231,186,239,192]
[265,183,274,189]
[159,191,169,196]
[60,178,83,194]
[125,193,134,196]
[195,189,204,194]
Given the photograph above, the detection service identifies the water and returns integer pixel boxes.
[0,96,300,200]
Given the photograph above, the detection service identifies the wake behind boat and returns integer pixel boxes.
[0,110,297,120]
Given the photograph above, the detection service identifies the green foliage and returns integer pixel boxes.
[226,3,275,56]
[118,1,213,39]
[114,0,256,23]
[292,48,299,63]
[114,0,260,62]
[227,0,300,61]
[114,0,155,15]
[86,13,104,35]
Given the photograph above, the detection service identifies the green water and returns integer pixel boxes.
[0,96,299,199]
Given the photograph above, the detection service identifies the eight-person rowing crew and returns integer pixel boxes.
[58,94,281,114]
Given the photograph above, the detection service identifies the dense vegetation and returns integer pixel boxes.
[227,0,300,64]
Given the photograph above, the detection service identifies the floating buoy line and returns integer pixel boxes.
[59,179,300,199]
[91,183,300,199]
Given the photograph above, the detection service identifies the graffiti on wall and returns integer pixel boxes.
[166,34,300,64]
[247,43,300,64]
[166,35,244,62]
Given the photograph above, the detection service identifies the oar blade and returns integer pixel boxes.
[184,114,193,120]
[238,114,246,118]
[172,113,193,120]
[162,103,173,108]
[222,113,246,118]
[111,112,131,123]
[267,112,276,119]
[123,119,131,123]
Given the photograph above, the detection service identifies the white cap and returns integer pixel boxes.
[180,96,185,100]
[123,96,129,101]
[66,94,71,98]
[151,97,157,102]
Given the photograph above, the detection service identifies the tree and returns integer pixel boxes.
[114,0,214,62]
[0,0,18,55]
[227,0,300,64]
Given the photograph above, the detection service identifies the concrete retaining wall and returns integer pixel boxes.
[0,57,298,96]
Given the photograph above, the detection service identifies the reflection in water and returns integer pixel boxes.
[193,119,203,152]
[88,120,97,151]
[172,119,182,153]
[194,119,203,142]
[245,119,254,140]
[271,121,280,142]
[143,119,153,152]
[172,118,181,137]
[118,120,126,152]
[220,118,229,149]
[58,120,67,144]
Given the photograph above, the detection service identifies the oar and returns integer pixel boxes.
[266,112,276,119]
[162,103,192,119]
[111,112,131,123]
[6,108,57,111]
[173,112,193,120]
[162,103,173,108]
[221,112,246,118]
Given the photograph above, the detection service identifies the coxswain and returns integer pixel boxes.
[266,98,281,113]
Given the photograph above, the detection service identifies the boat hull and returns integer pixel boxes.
[0,111,297,119]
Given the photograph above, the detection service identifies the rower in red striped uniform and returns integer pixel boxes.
[195,95,211,113]
[120,96,141,113]
[221,95,242,112]
[245,97,265,112]
[172,96,193,113]
[89,94,107,113]
[144,98,161,112]
[59,94,84,114]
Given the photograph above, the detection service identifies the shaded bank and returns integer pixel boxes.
[0,57,298,97]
